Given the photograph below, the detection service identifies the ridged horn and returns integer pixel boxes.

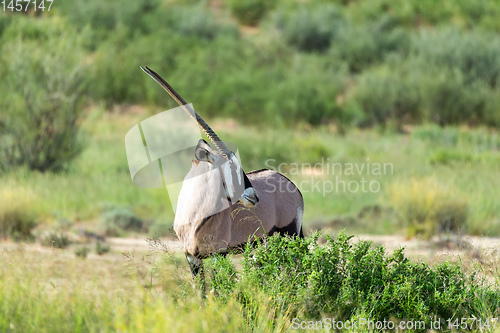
[140,66,231,157]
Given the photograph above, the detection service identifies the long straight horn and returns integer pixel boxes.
[140,66,231,157]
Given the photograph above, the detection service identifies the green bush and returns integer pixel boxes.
[168,3,238,40]
[55,0,163,48]
[203,232,499,324]
[264,54,347,125]
[227,0,273,26]
[5,0,499,131]
[90,24,236,106]
[346,63,421,128]
[418,66,493,126]
[101,206,143,236]
[95,241,111,255]
[0,17,87,172]
[339,24,500,128]
[273,4,344,52]
[40,233,71,249]
[412,29,500,89]
[331,16,410,72]
[342,0,500,31]
[74,246,90,259]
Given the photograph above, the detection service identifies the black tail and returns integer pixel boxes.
[299,226,305,238]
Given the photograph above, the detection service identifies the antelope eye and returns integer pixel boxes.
[195,147,209,162]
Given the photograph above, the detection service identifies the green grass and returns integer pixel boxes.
[0,243,288,332]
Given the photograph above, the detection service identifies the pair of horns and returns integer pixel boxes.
[140,66,231,157]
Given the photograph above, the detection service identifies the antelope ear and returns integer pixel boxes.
[195,139,216,163]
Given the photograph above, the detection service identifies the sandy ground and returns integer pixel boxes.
[2,233,499,258]
[2,234,499,278]
[354,234,500,262]
[105,234,500,259]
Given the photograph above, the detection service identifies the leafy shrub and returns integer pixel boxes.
[419,68,492,126]
[387,177,469,238]
[168,4,238,40]
[273,4,344,52]
[95,241,111,255]
[331,16,410,72]
[227,0,273,26]
[55,0,163,47]
[263,53,346,125]
[346,63,421,128]
[40,233,71,249]
[412,28,500,89]
[340,27,500,128]
[0,188,38,240]
[74,246,89,259]
[0,17,86,172]
[101,206,143,236]
[204,232,499,325]
[343,0,500,31]
[90,28,206,105]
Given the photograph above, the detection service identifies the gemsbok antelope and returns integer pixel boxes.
[141,67,304,277]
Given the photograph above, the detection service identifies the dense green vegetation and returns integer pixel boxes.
[236,233,500,329]
[2,0,500,132]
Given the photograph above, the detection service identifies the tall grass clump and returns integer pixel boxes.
[412,125,500,154]
[388,177,469,238]
[0,248,293,332]
[0,17,87,172]
[0,188,38,240]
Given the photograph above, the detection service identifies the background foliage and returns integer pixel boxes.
[1,0,500,236]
